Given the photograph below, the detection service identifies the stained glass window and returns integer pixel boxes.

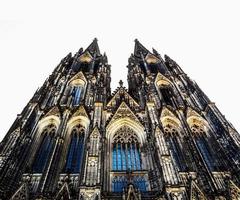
[192,125,215,171]
[65,126,84,173]
[196,136,215,171]
[111,127,141,171]
[111,126,147,192]
[112,176,127,192]
[32,125,55,173]
[73,86,82,106]
[164,125,186,171]
[160,87,174,107]
[133,176,147,192]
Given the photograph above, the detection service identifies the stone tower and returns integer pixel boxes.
[0,39,239,199]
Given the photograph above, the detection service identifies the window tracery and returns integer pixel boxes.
[191,124,216,171]
[112,126,141,171]
[72,85,83,106]
[65,124,85,173]
[163,124,186,171]
[32,124,56,173]
[111,126,147,192]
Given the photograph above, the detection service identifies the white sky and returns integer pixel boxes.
[0,0,239,141]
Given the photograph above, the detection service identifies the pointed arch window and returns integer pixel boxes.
[160,87,174,107]
[32,124,56,173]
[72,85,83,106]
[111,126,147,192]
[65,125,84,173]
[68,78,86,107]
[112,127,142,171]
[164,124,186,171]
[191,125,216,171]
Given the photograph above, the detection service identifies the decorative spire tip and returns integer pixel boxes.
[119,80,123,87]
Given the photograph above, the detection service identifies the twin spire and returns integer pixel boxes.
[73,38,178,77]
[84,38,153,58]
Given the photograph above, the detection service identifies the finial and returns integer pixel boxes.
[93,37,98,42]
[119,80,123,87]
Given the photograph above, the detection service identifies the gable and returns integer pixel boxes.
[155,72,172,87]
[69,71,87,85]
[55,182,71,200]
[160,107,181,127]
[72,105,89,119]
[45,106,61,117]
[107,88,139,108]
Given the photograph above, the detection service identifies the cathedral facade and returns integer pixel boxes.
[0,39,240,200]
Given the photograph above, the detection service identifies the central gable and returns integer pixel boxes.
[107,87,139,108]
[107,102,142,128]
[106,102,145,144]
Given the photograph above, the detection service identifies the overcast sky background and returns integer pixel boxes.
[0,0,239,141]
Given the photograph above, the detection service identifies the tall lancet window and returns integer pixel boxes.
[32,124,56,173]
[72,86,82,106]
[111,126,147,192]
[191,124,215,171]
[65,125,84,173]
[160,87,174,107]
[164,124,186,171]
[68,78,86,107]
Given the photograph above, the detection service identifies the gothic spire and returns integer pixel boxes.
[134,39,150,58]
[85,38,101,57]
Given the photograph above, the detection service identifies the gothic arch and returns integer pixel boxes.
[68,71,87,93]
[60,116,90,173]
[160,108,187,171]
[106,118,146,145]
[37,115,60,134]
[66,71,87,106]
[28,115,60,166]
[155,72,172,88]
[31,120,58,173]
[186,108,209,135]
[155,74,176,107]
[67,115,90,132]
[106,118,149,192]
[69,78,86,87]
[187,108,217,171]
[160,107,181,131]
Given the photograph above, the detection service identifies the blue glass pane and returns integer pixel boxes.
[65,134,77,171]
[117,143,122,170]
[113,142,142,171]
[168,137,182,170]
[73,86,82,106]
[122,144,126,170]
[135,145,141,170]
[65,132,84,173]
[112,144,117,170]
[196,137,214,171]
[112,176,127,192]
[127,144,132,170]
[75,134,84,172]
[33,134,53,173]
[131,144,136,170]
[133,176,147,192]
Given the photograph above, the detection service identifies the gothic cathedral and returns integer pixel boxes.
[0,39,240,200]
